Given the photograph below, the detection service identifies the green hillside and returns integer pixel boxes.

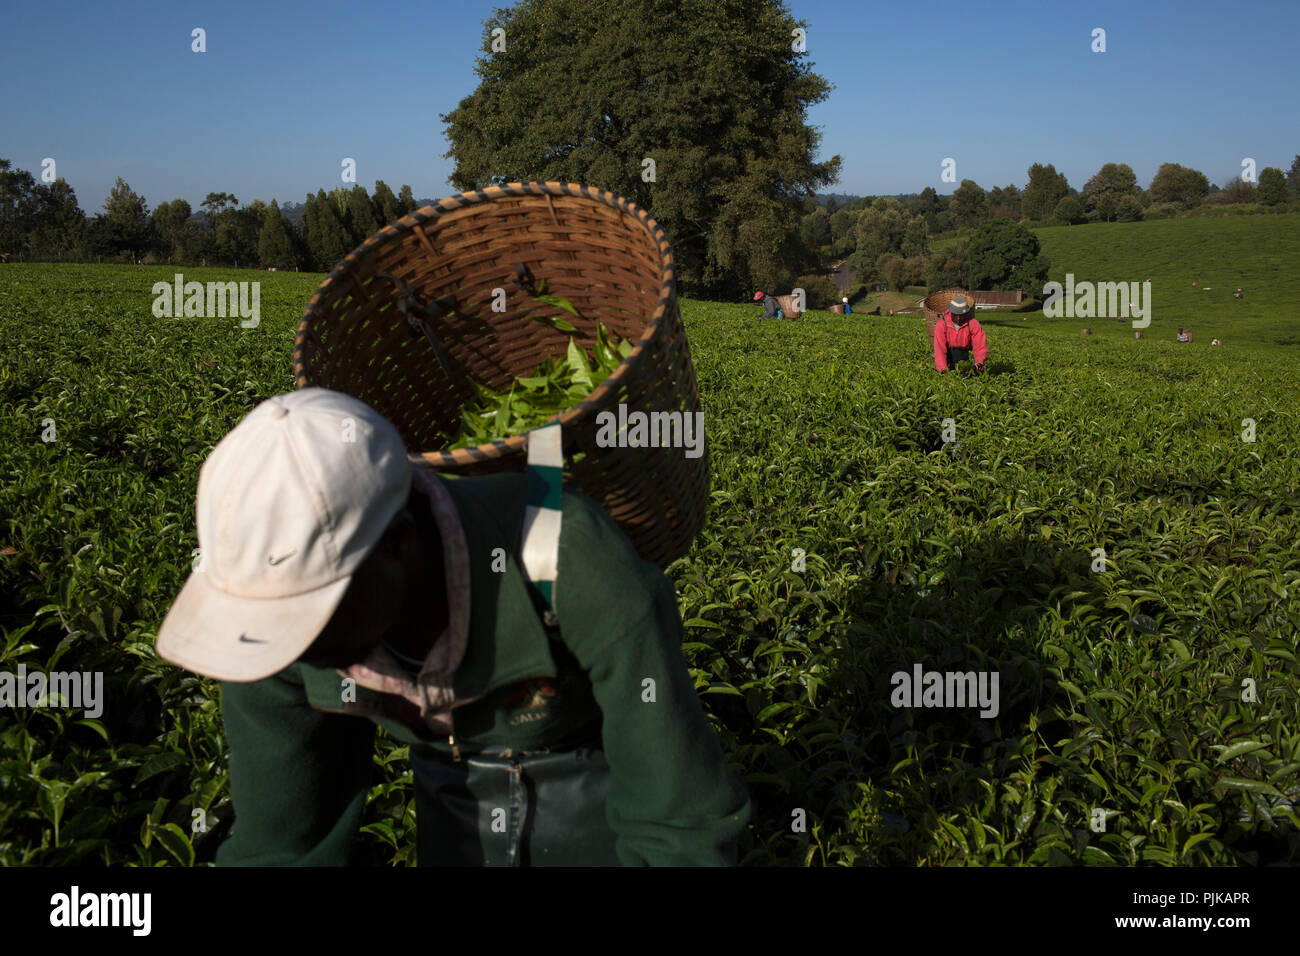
[1031,215,1300,346]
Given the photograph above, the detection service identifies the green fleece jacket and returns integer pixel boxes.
[215,470,751,866]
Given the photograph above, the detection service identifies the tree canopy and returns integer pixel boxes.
[1021,163,1070,221]
[1257,167,1289,206]
[440,0,841,298]
[846,198,908,286]
[1082,163,1139,221]
[966,219,1049,292]
[949,179,989,229]
[1149,163,1210,207]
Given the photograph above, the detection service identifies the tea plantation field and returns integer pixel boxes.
[1,248,1297,865]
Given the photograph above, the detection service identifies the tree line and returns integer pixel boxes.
[798,157,1300,306]
[0,159,422,272]
[4,147,1295,307]
[4,0,1298,305]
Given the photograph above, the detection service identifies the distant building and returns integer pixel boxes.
[969,290,1025,308]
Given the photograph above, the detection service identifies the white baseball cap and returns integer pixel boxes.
[156,387,413,682]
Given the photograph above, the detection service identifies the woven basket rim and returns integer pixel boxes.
[923,287,970,314]
[292,181,677,467]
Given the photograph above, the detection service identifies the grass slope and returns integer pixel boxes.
[1033,215,1300,346]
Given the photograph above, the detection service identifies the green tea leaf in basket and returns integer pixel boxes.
[445,321,634,450]
[523,277,582,332]
[536,293,581,320]
[594,322,618,368]
[596,322,633,372]
[525,311,578,334]
[566,338,594,389]
[494,383,516,437]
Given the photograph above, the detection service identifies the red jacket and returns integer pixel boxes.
[933,311,989,371]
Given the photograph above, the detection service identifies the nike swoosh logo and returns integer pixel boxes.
[268,550,297,565]
[238,634,268,644]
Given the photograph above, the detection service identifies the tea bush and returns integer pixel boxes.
[1,253,1297,865]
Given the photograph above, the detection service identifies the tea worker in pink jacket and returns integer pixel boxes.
[933,294,989,374]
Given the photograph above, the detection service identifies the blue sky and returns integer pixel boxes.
[2,0,1296,213]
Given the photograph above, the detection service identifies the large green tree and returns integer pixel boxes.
[200,191,238,227]
[987,184,1021,220]
[925,237,968,291]
[1053,195,1084,224]
[440,0,840,298]
[847,198,908,286]
[901,215,930,258]
[101,177,153,261]
[347,184,378,242]
[1021,163,1070,221]
[258,200,296,268]
[212,200,263,267]
[965,219,1049,292]
[152,199,194,263]
[397,184,417,216]
[312,188,354,269]
[0,160,86,260]
[797,205,832,272]
[1082,163,1139,220]
[302,193,323,267]
[828,205,858,256]
[26,178,85,259]
[373,180,401,224]
[907,186,941,219]
[1257,167,1289,206]
[949,179,989,229]
[1148,163,1209,207]
[0,159,37,254]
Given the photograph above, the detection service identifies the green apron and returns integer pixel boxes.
[411,423,623,866]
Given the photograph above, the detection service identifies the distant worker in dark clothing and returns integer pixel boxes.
[933,294,989,375]
[753,291,783,321]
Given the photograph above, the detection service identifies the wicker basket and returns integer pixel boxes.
[829,304,845,315]
[923,288,970,340]
[776,294,802,319]
[292,181,707,568]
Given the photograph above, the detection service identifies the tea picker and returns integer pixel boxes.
[156,182,752,866]
[753,290,784,320]
[926,292,988,376]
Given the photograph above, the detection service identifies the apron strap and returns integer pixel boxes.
[521,422,563,617]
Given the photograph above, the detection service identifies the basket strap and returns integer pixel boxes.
[521,422,563,617]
